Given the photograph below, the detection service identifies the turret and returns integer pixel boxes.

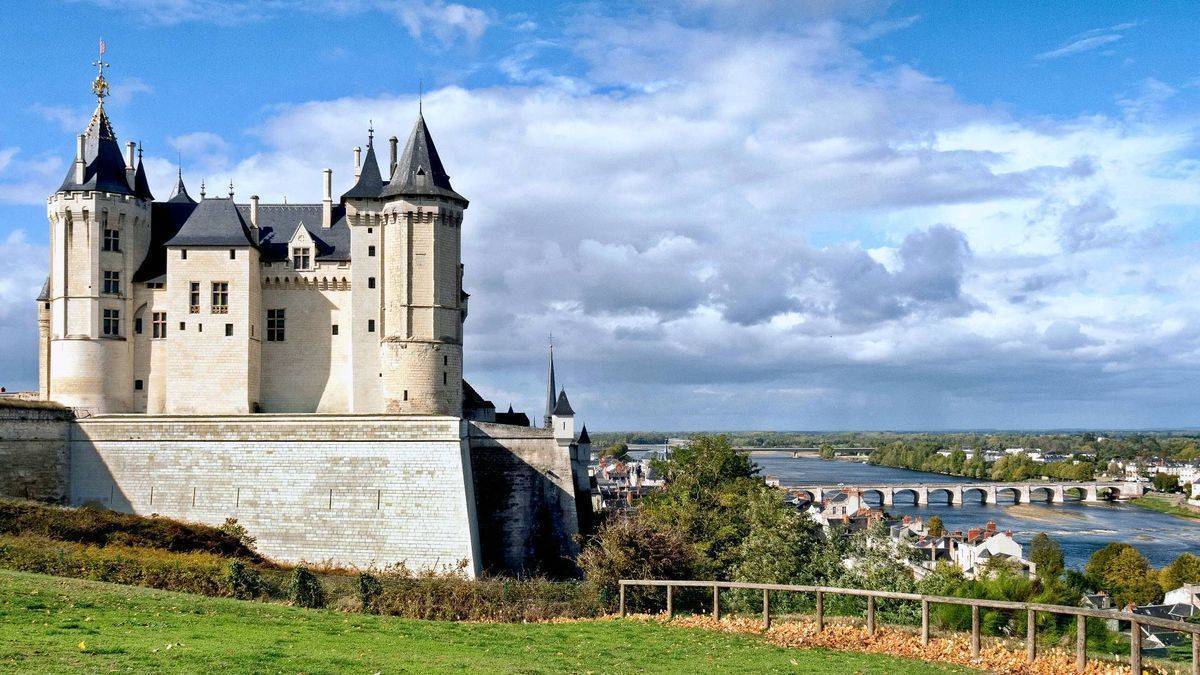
[551,389,575,442]
[43,56,151,413]
[377,114,469,415]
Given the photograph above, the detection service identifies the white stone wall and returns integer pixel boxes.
[68,415,482,575]
[259,281,351,412]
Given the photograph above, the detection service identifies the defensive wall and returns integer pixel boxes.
[0,401,588,577]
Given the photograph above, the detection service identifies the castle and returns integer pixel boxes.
[2,59,593,577]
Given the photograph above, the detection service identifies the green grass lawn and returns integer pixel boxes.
[0,569,971,674]
[1131,493,1200,521]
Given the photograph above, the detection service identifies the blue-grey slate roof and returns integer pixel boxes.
[57,105,134,196]
[553,389,575,416]
[133,157,153,201]
[241,204,351,263]
[341,139,386,200]
[166,197,256,247]
[37,277,50,302]
[381,115,468,205]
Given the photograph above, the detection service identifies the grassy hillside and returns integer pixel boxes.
[0,570,968,674]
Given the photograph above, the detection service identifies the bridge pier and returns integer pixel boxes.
[949,487,962,506]
[984,487,997,505]
[916,487,928,506]
[882,488,894,507]
[1051,486,1064,504]
[812,487,824,503]
[1016,486,1030,504]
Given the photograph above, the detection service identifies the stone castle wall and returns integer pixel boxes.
[68,415,482,574]
[0,403,72,502]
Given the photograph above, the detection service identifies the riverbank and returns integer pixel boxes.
[1131,493,1200,521]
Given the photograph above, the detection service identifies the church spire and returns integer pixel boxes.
[544,339,556,428]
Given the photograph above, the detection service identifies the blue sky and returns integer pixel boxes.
[2,1,1200,430]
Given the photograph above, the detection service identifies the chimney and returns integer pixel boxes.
[250,195,259,230]
[353,146,362,179]
[321,169,333,228]
[125,141,136,184]
[74,134,86,184]
[389,136,398,176]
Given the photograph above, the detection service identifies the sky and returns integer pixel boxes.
[2,1,1200,431]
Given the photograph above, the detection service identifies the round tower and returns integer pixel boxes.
[44,59,152,413]
[377,114,469,416]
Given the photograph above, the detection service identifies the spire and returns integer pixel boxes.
[133,144,153,200]
[578,424,590,445]
[341,126,386,200]
[168,165,195,203]
[544,340,556,428]
[553,388,575,416]
[57,55,133,196]
[380,113,467,205]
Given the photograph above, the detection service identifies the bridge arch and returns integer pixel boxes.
[962,487,990,504]
[1028,486,1056,503]
[891,487,921,506]
[926,487,955,505]
[859,488,887,506]
[1095,485,1119,501]
[995,486,1022,504]
[791,488,817,502]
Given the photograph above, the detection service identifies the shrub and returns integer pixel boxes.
[289,567,326,608]
[358,572,383,613]
[374,574,601,622]
[226,560,265,599]
[577,512,695,611]
[0,499,263,561]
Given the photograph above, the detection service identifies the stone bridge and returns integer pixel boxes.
[786,481,1144,506]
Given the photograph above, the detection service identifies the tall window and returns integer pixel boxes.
[189,282,200,313]
[102,309,120,336]
[292,247,311,270]
[266,309,285,342]
[368,245,376,257]
[102,271,120,295]
[152,312,166,339]
[211,282,229,313]
[103,228,120,252]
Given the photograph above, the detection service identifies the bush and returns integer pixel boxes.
[289,567,326,608]
[358,572,383,613]
[227,560,265,599]
[374,574,601,622]
[0,499,263,561]
[577,512,695,610]
[0,534,228,596]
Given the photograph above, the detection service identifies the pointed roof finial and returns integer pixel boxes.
[419,78,423,115]
[92,38,110,105]
[228,180,234,198]
[200,180,206,199]
[368,119,374,145]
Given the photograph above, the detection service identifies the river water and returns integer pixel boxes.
[750,453,1200,570]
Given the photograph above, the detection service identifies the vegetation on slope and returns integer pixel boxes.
[0,570,967,674]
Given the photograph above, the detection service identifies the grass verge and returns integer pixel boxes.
[1131,493,1200,521]
[0,569,969,674]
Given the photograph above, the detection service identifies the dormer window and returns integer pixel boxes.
[292,247,311,270]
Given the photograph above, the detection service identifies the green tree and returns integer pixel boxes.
[1028,533,1064,580]
[731,488,821,585]
[1085,542,1133,581]
[1101,547,1162,607]
[601,442,630,460]
[1159,552,1200,592]
[818,444,835,460]
[926,516,945,538]
[1152,472,1179,492]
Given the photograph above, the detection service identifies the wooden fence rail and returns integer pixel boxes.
[618,579,1200,675]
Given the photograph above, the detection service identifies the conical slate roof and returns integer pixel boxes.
[342,135,386,200]
[167,169,195,203]
[166,196,256,247]
[381,114,467,205]
[553,389,574,416]
[58,104,134,195]
[578,425,590,445]
[133,150,153,201]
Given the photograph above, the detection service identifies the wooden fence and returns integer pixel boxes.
[618,579,1200,674]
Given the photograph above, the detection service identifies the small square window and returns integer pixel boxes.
[225,323,233,336]
[198,323,203,333]
[367,227,373,234]
[368,245,376,257]
[134,379,144,391]
[181,249,188,260]
[368,277,376,289]
[179,322,186,331]
[331,324,339,335]
[367,319,375,332]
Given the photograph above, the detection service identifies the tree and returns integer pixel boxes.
[926,516,945,538]
[1102,547,1162,607]
[818,443,835,460]
[601,442,630,461]
[1152,472,1180,492]
[1028,533,1064,579]
[1085,542,1133,581]
[577,511,696,600]
[1159,552,1200,592]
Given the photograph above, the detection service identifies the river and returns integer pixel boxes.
[750,453,1200,570]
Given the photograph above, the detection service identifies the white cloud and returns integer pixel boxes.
[1035,22,1136,60]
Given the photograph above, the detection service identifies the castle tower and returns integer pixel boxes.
[44,57,151,413]
[341,125,387,412]
[377,114,469,415]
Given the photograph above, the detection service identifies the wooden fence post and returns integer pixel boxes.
[619,583,626,618]
[762,589,770,630]
[1026,609,1036,662]
[1192,631,1198,675]
[970,605,980,658]
[1076,615,1086,673]
[1130,620,1141,675]
[867,596,876,636]
[921,600,929,646]
[666,584,673,618]
[712,583,720,621]
[816,590,824,632]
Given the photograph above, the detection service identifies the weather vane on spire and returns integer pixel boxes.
[92,38,110,104]
[368,119,374,144]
